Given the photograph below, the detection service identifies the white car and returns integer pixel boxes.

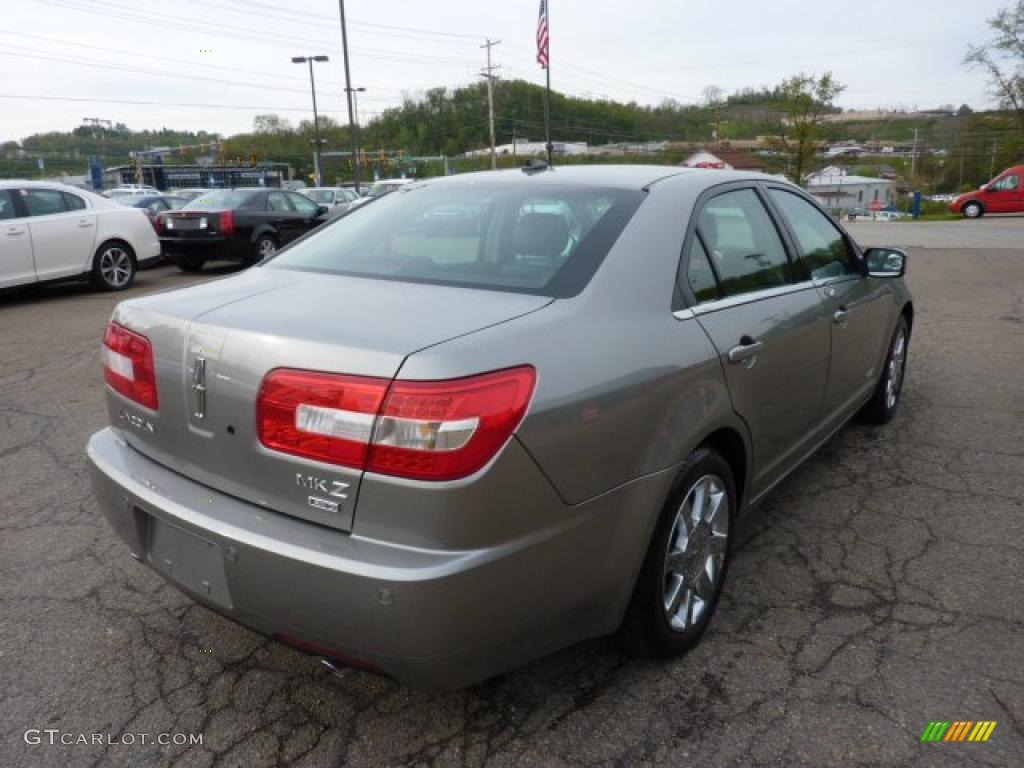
[0,180,161,292]
[348,178,414,209]
[300,186,360,209]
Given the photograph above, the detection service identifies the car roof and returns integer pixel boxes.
[408,165,790,192]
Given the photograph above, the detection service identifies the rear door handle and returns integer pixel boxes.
[833,308,850,325]
[78,219,94,228]
[5,227,24,236]
[727,339,764,364]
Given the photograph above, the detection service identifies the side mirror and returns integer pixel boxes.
[865,247,906,278]
[316,205,328,216]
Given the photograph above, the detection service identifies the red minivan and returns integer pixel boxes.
[950,165,1024,218]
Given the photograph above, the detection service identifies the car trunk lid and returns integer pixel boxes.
[108,267,552,531]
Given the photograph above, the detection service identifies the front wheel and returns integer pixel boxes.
[962,201,983,219]
[91,242,136,291]
[859,316,910,424]
[623,447,735,658]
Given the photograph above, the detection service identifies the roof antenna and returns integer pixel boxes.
[522,158,549,175]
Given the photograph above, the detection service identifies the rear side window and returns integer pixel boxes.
[62,192,87,211]
[267,182,645,297]
[22,189,68,216]
[768,189,859,279]
[0,190,17,220]
[697,188,792,297]
[685,237,719,303]
[267,192,293,213]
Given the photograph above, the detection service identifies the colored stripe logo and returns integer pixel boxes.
[921,721,996,742]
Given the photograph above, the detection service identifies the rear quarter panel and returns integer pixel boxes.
[96,207,161,262]
[397,173,749,506]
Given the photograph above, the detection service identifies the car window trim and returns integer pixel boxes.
[673,180,802,311]
[673,279,821,320]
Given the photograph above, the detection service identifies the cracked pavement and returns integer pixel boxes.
[1,248,1022,767]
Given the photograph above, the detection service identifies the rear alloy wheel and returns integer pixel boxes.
[175,255,206,273]
[255,235,278,261]
[91,242,136,291]
[859,316,910,424]
[962,201,983,219]
[624,447,734,658]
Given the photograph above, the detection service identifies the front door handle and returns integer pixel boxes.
[5,227,24,236]
[78,219,94,227]
[833,308,850,325]
[727,338,764,364]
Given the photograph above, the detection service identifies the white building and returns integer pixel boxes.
[464,140,588,158]
[805,168,895,213]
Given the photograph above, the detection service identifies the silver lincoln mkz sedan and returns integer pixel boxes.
[88,166,913,688]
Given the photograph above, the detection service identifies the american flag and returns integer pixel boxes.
[536,0,549,69]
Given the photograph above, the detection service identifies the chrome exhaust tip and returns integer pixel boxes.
[320,657,351,679]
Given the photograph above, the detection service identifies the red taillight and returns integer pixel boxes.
[219,210,235,236]
[102,322,158,410]
[153,213,164,233]
[256,366,536,481]
[256,370,389,467]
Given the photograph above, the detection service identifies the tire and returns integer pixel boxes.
[253,234,278,263]
[623,447,735,658]
[962,201,983,219]
[174,255,206,273]
[90,241,136,291]
[859,316,910,424]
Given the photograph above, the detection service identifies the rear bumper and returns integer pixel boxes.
[87,427,670,688]
[160,236,248,262]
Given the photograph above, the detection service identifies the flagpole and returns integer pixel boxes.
[543,2,552,166]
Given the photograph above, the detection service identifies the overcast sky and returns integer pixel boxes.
[0,0,1011,144]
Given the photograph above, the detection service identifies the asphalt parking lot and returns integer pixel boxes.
[1,239,1023,767]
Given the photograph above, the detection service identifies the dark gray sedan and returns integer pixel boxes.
[87,165,912,689]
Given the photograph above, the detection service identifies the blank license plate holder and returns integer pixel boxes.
[147,514,233,610]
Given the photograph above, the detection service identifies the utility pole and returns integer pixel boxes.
[989,141,998,179]
[910,128,919,179]
[292,55,329,187]
[480,38,501,170]
[81,117,111,189]
[338,0,361,189]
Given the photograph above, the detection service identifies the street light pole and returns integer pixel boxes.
[338,0,360,189]
[292,55,329,187]
[345,86,367,168]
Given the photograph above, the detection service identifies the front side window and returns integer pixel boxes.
[288,193,319,216]
[0,190,18,220]
[22,189,68,217]
[696,188,792,298]
[768,188,860,279]
[305,190,334,204]
[992,173,1020,191]
[267,182,644,296]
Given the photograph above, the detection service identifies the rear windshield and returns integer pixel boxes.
[266,181,645,296]
[182,190,257,210]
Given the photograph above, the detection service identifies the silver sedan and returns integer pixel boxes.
[87,165,913,689]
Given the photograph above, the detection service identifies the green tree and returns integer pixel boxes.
[965,1,1024,137]
[768,72,845,183]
